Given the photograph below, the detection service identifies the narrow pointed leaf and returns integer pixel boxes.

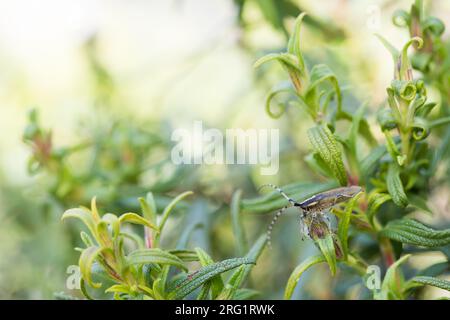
[378,254,411,300]
[380,219,450,247]
[307,125,347,186]
[127,249,187,271]
[411,276,450,292]
[231,189,247,256]
[386,164,408,207]
[159,191,193,232]
[79,246,104,289]
[315,234,337,275]
[168,258,255,300]
[119,212,158,230]
[62,208,98,240]
[195,247,224,299]
[168,249,199,262]
[338,194,361,259]
[284,255,326,299]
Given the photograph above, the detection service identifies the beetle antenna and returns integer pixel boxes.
[266,205,289,248]
[258,184,300,206]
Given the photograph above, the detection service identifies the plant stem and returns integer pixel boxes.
[344,254,368,276]
[379,237,395,267]
[373,218,395,267]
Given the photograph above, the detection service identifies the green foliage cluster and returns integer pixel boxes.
[251,0,450,299]
[23,109,191,212]
[62,192,265,300]
[15,0,450,300]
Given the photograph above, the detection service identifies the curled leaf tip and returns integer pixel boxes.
[403,36,424,52]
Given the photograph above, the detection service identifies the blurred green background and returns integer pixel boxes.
[0,0,449,299]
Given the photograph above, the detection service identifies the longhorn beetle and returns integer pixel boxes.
[259,184,362,247]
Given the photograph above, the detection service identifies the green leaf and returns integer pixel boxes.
[423,16,445,36]
[216,265,246,300]
[102,213,120,239]
[157,265,170,296]
[358,118,378,147]
[410,276,450,292]
[89,197,101,222]
[377,254,411,300]
[338,194,361,259]
[380,219,450,248]
[392,9,410,27]
[152,278,165,300]
[377,108,398,131]
[158,191,193,233]
[139,193,157,226]
[120,231,145,249]
[375,34,399,66]
[315,234,337,276]
[411,117,430,141]
[254,52,301,72]
[347,103,367,157]
[168,258,255,300]
[375,35,422,80]
[386,163,408,207]
[284,255,326,299]
[418,262,449,278]
[306,64,342,114]
[62,208,98,241]
[79,246,104,289]
[96,221,113,248]
[408,194,432,215]
[264,85,296,119]
[304,152,334,179]
[195,247,224,299]
[234,288,260,300]
[80,278,94,300]
[137,284,154,297]
[360,146,386,178]
[118,212,158,230]
[176,222,204,249]
[287,12,307,69]
[168,249,199,262]
[80,231,95,247]
[429,116,450,129]
[367,191,392,224]
[231,189,247,256]
[383,130,401,163]
[105,284,132,294]
[254,51,305,93]
[127,249,187,271]
[196,282,211,300]
[228,234,267,292]
[399,37,423,80]
[307,125,347,186]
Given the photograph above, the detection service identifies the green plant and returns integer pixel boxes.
[22,108,194,213]
[392,0,450,181]
[250,6,450,300]
[62,191,266,300]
